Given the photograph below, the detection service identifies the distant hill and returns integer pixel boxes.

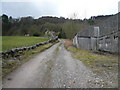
[1,13,117,39]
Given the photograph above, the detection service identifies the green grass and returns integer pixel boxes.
[67,46,118,72]
[2,42,56,78]
[1,36,49,52]
[67,46,118,87]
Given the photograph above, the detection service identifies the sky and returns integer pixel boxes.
[0,0,120,19]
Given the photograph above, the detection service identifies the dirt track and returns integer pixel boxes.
[2,40,116,88]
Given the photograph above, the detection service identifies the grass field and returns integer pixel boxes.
[1,36,49,52]
[2,43,55,77]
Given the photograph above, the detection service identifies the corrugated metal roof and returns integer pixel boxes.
[77,13,118,37]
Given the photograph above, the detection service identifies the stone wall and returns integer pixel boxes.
[1,36,58,59]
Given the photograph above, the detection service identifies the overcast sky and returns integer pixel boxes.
[1,0,120,19]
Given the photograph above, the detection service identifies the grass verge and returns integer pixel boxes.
[2,42,57,78]
[67,46,118,74]
[67,46,118,87]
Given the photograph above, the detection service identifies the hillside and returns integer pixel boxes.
[1,14,116,39]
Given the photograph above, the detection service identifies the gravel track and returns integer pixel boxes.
[3,40,110,88]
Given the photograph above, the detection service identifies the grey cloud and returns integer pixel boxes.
[1,2,59,18]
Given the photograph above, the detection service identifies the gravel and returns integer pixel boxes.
[2,40,116,88]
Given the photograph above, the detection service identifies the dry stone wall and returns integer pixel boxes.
[1,36,58,59]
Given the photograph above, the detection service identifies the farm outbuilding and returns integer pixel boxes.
[73,13,119,53]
